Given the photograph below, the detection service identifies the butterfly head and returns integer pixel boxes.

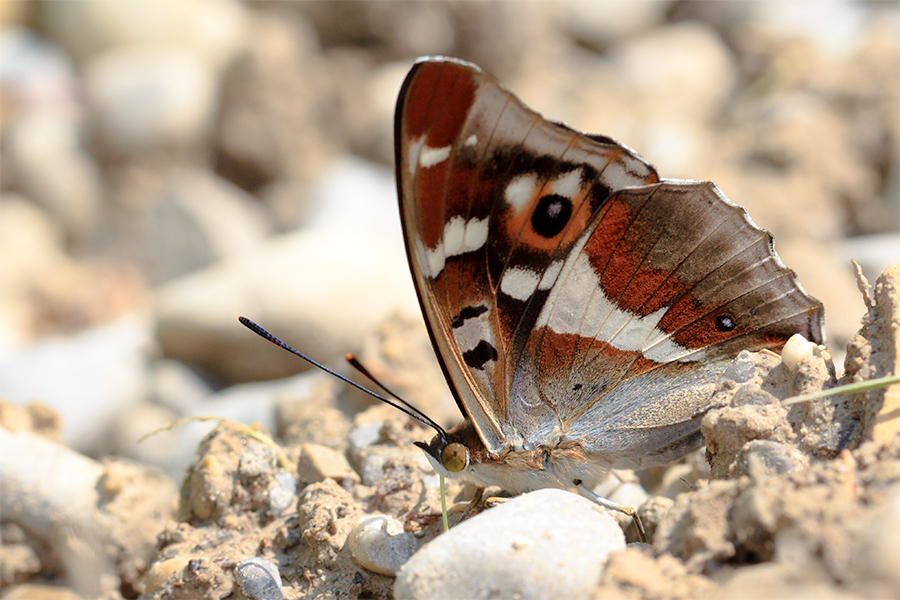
[414,420,487,479]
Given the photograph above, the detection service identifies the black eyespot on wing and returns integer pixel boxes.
[531,194,572,238]
[452,304,489,328]
[572,383,582,391]
[462,340,498,370]
[716,315,736,332]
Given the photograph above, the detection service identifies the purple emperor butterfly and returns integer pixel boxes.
[395,57,824,521]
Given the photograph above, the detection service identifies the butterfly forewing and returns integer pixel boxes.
[396,57,824,465]
[396,58,661,455]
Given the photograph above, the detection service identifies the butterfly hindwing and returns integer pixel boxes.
[511,181,824,464]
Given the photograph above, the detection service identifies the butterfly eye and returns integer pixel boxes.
[441,442,469,473]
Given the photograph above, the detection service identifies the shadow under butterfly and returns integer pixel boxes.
[243,56,825,539]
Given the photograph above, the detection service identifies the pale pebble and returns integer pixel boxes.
[142,167,271,284]
[297,443,360,486]
[3,113,103,244]
[349,514,418,576]
[781,333,816,372]
[0,313,153,453]
[154,161,419,384]
[394,489,625,600]
[41,0,247,70]
[234,557,284,600]
[84,44,218,153]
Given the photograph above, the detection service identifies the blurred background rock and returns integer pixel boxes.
[0,0,897,471]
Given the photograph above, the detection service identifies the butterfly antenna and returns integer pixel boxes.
[345,353,447,438]
[238,317,446,436]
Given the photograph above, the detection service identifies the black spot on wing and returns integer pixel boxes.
[462,340,498,370]
[716,315,736,332]
[531,194,572,238]
[452,304,489,328]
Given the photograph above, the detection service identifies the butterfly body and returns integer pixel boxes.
[395,57,824,500]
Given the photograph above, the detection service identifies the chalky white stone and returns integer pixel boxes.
[781,333,815,371]
[395,489,625,600]
[349,514,418,576]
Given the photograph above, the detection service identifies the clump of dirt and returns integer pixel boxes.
[140,407,454,599]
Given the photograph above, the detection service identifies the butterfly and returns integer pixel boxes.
[394,56,825,525]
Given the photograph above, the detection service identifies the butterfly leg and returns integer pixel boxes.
[454,486,486,524]
[575,481,647,543]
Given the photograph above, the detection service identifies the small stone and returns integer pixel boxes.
[347,422,382,458]
[610,22,737,124]
[635,496,675,544]
[609,481,650,510]
[738,440,807,478]
[564,0,669,46]
[3,112,103,246]
[154,179,420,383]
[394,489,625,600]
[40,0,247,69]
[234,557,283,600]
[349,514,418,576]
[297,443,359,486]
[0,314,153,453]
[267,471,297,516]
[188,455,226,521]
[0,583,83,599]
[142,167,270,285]
[721,351,759,384]
[781,334,815,372]
[143,556,194,593]
[239,444,277,479]
[356,445,424,487]
[83,44,218,153]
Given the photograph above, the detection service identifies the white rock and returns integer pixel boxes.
[564,0,669,46]
[41,0,247,70]
[0,194,64,295]
[84,44,218,153]
[142,167,271,284]
[234,557,284,600]
[780,333,815,372]
[350,514,419,576]
[0,313,154,453]
[3,113,104,243]
[0,27,81,119]
[304,156,405,235]
[150,359,214,414]
[609,481,650,510]
[838,233,900,288]
[395,489,626,600]
[0,427,177,598]
[126,371,324,482]
[155,157,420,384]
[610,22,736,124]
[297,443,360,486]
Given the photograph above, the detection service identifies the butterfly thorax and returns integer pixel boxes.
[415,420,613,494]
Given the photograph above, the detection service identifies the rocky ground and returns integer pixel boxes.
[0,1,898,599]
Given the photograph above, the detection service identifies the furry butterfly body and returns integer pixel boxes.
[395,57,824,499]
